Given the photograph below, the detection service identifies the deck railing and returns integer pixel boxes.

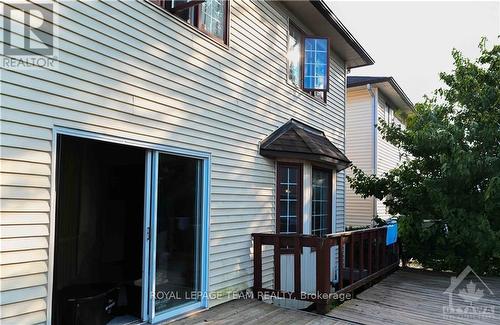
[252,226,399,313]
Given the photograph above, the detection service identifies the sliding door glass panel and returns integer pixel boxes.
[154,153,203,313]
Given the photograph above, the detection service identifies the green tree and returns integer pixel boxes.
[348,39,500,275]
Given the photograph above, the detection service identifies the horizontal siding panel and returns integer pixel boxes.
[0,310,46,325]
[0,134,51,152]
[0,121,52,140]
[0,225,49,238]
[210,226,273,240]
[0,147,51,164]
[0,199,50,212]
[0,274,47,291]
[0,298,46,319]
[0,285,47,305]
[0,173,50,189]
[1,237,48,252]
[0,249,48,265]
[211,187,274,196]
[0,160,51,176]
[211,215,273,225]
[0,187,51,200]
[211,207,274,217]
[210,260,253,278]
[0,213,49,225]
[210,219,273,230]
[0,261,48,279]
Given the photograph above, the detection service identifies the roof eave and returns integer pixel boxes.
[348,77,414,112]
[260,149,352,172]
[310,0,375,68]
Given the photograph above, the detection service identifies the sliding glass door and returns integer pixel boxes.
[149,151,208,322]
[53,131,209,324]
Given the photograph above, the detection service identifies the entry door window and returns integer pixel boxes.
[154,153,203,313]
[276,163,303,234]
[311,168,332,237]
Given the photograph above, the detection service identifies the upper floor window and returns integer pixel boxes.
[151,0,229,44]
[287,21,329,103]
[288,23,302,87]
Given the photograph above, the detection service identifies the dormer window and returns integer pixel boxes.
[151,0,229,45]
[287,21,329,103]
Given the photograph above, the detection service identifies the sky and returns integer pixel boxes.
[329,1,500,104]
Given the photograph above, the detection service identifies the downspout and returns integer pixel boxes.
[367,84,378,220]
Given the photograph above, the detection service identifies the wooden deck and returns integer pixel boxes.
[169,298,348,324]
[169,269,500,324]
[327,269,500,325]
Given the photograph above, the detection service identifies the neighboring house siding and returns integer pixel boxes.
[345,89,404,227]
[376,94,401,219]
[0,0,346,322]
[345,88,374,227]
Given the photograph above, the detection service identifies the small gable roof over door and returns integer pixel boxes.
[259,119,351,171]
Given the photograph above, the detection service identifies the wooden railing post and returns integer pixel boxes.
[382,228,387,268]
[253,235,262,299]
[338,235,344,289]
[315,240,322,295]
[294,236,301,296]
[316,238,330,314]
[359,233,364,278]
[274,236,281,292]
[349,235,354,285]
[368,230,373,275]
[375,229,380,271]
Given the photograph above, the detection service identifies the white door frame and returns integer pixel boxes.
[47,127,211,324]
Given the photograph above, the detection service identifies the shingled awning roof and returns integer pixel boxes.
[259,119,351,171]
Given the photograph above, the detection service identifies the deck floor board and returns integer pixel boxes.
[169,269,499,324]
[168,299,347,324]
[328,269,500,325]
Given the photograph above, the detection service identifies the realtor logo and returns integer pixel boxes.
[443,266,495,320]
[1,1,58,69]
